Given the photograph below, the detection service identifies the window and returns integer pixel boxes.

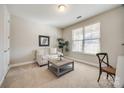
[72,23,100,54]
[72,28,83,52]
[84,23,100,54]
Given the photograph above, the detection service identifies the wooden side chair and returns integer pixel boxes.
[96,53,116,82]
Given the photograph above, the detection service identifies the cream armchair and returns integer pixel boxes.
[36,48,60,66]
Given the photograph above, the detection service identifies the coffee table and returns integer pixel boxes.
[48,58,74,77]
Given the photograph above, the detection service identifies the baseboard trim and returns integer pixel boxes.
[65,56,99,68]
[9,61,35,68]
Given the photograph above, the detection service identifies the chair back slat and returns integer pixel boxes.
[96,53,109,69]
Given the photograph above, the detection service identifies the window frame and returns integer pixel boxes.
[71,22,101,55]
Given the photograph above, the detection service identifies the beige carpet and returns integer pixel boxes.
[1,62,114,88]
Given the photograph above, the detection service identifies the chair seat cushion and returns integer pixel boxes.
[42,55,49,59]
[102,66,116,75]
[49,54,58,59]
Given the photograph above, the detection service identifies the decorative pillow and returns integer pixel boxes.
[50,48,57,54]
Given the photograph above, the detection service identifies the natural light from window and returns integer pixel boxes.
[72,28,83,52]
[72,22,100,54]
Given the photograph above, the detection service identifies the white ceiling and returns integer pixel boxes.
[7,4,121,29]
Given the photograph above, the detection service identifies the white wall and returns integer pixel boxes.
[10,15,62,64]
[63,6,124,67]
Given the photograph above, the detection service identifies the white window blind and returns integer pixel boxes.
[72,22,100,54]
[84,23,100,54]
[72,28,83,52]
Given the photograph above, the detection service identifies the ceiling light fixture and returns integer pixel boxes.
[58,4,66,12]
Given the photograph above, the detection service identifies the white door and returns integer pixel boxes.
[0,52,4,82]
[3,6,10,73]
[114,56,124,87]
[4,6,10,66]
[0,5,10,83]
[0,5,5,83]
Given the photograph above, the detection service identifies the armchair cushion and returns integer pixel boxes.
[36,48,60,66]
[49,54,58,59]
[50,48,57,54]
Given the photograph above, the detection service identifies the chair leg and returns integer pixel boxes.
[110,74,115,81]
[106,73,109,79]
[97,71,102,82]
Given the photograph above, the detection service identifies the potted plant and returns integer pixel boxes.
[57,38,69,53]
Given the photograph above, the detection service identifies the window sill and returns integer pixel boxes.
[71,51,96,56]
[83,53,96,56]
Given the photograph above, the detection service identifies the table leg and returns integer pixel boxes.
[48,61,49,69]
[57,67,60,77]
[72,62,74,70]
